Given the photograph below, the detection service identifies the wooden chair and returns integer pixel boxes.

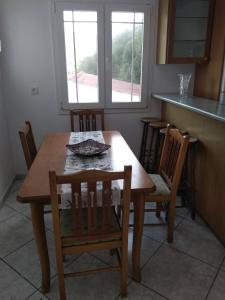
[143,126,189,243]
[19,121,37,170]
[49,166,132,300]
[69,109,105,132]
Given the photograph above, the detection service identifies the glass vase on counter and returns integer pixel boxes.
[178,73,192,99]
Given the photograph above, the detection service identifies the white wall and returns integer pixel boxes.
[0,0,194,175]
[0,67,14,201]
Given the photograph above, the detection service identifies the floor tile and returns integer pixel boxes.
[142,244,217,300]
[172,219,225,267]
[0,213,34,258]
[207,270,225,300]
[0,260,35,300]
[0,205,18,223]
[46,253,120,300]
[185,211,208,227]
[175,196,189,218]
[220,259,225,272]
[92,230,161,276]
[143,214,183,243]
[5,231,80,289]
[117,281,167,300]
[27,290,49,299]
[2,178,225,299]
[5,179,30,214]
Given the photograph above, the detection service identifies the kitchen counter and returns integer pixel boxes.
[156,93,225,245]
[152,94,225,123]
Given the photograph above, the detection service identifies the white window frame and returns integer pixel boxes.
[51,0,152,110]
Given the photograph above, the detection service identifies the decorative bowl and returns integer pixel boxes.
[66,139,111,157]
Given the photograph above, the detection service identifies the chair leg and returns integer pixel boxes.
[167,201,176,243]
[120,244,128,298]
[56,251,67,300]
[58,273,66,300]
[156,202,161,218]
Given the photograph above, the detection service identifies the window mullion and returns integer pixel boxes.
[131,13,135,103]
[72,12,79,103]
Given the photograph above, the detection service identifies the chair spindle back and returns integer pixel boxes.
[159,126,189,192]
[70,109,105,132]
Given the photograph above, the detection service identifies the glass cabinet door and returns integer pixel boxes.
[157,0,214,64]
[172,0,210,59]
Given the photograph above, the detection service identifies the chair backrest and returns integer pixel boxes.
[19,121,37,170]
[49,166,132,241]
[70,109,105,132]
[159,126,189,194]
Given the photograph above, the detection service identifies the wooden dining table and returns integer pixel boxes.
[17,131,155,293]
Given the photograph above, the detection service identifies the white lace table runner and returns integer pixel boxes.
[61,131,120,209]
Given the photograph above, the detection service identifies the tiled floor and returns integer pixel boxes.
[1,179,225,300]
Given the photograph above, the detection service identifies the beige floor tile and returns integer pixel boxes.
[92,231,161,276]
[0,260,35,300]
[117,281,167,300]
[47,253,120,300]
[27,290,49,299]
[0,205,18,223]
[0,213,34,258]
[143,214,183,242]
[142,244,217,300]
[5,230,80,288]
[207,270,225,300]
[172,219,225,267]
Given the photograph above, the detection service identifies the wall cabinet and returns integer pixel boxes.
[157,0,215,64]
[194,0,225,100]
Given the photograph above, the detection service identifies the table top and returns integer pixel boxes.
[17,131,155,203]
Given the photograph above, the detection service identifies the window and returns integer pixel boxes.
[53,2,151,109]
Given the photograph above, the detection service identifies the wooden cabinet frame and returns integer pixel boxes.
[157,0,215,64]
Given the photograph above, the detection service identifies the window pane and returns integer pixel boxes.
[63,11,73,22]
[135,13,144,23]
[111,12,144,103]
[112,12,135,23]
[63,11,98,103]
[112,12,144,23]
[64,22,77,102]
[73,11,97,22]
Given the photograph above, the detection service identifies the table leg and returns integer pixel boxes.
[30,203,50,293]
[132,193,145,282]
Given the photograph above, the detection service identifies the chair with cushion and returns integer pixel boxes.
[19,121,37,169]
[49,166,132,300]
[69,109,105,132]
[144,126,189,242]
[159,127,198,219]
